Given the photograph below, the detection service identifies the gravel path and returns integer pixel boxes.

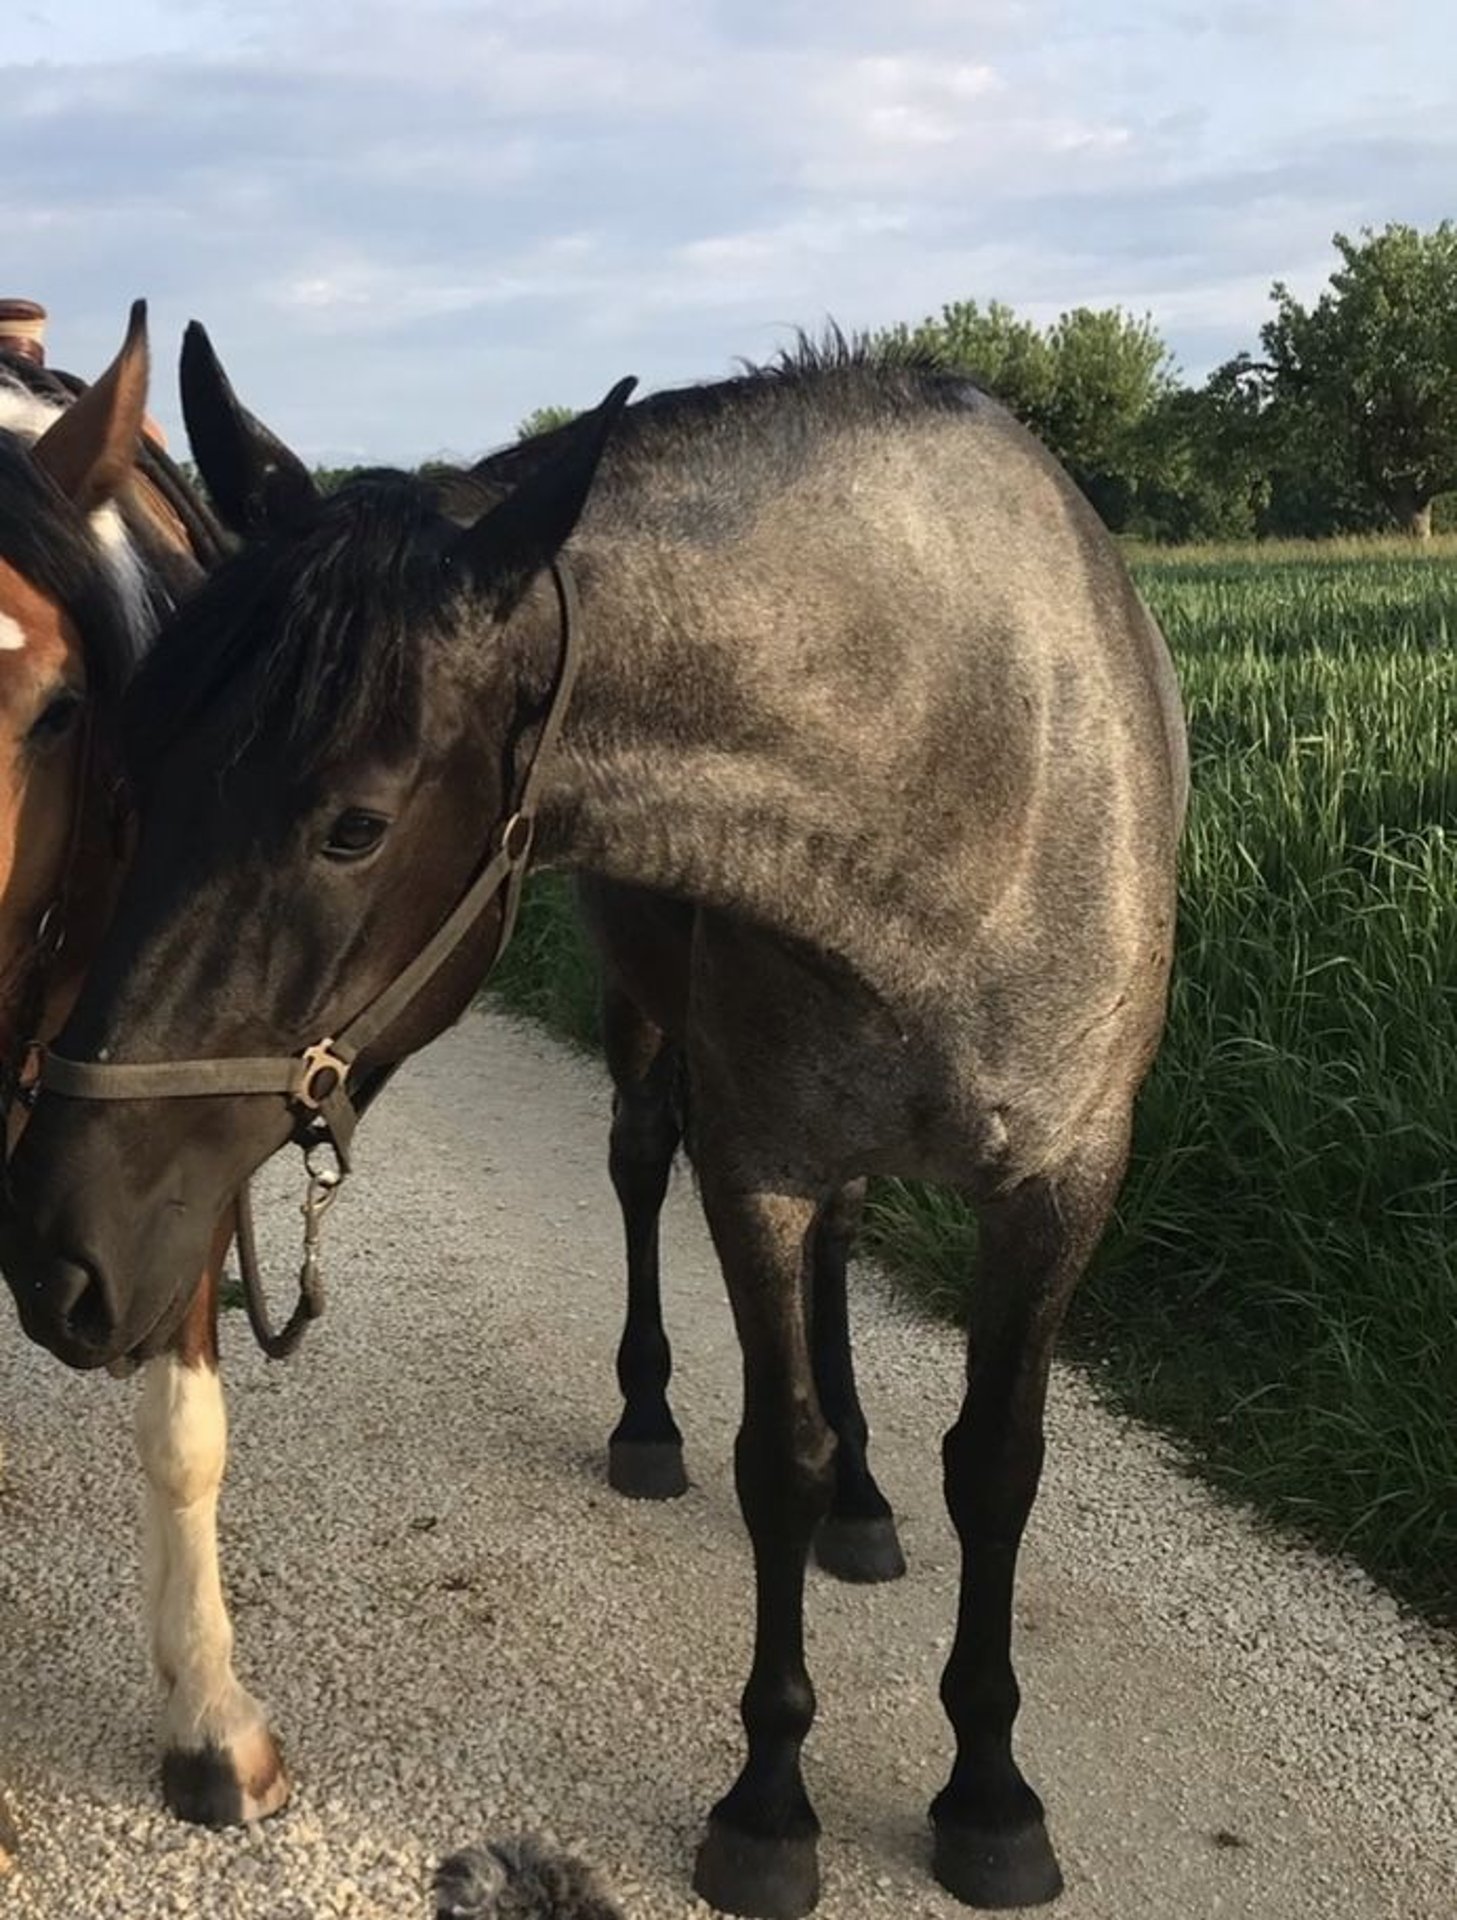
[0,1009,1453,1919]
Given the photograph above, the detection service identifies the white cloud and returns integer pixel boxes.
[3,1,1454,458]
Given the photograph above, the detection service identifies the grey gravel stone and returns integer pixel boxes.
[0,1009,1452,1917]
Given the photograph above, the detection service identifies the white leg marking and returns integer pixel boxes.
[136,1355,288,1818]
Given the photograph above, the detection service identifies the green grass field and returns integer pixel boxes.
[489,535,1457,1621]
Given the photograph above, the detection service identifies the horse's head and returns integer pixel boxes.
[0,302,155,1060]
[1,326,633,1367]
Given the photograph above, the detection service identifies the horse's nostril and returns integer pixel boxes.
[57,1259,117,1347]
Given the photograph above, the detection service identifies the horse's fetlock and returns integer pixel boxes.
[743,1670,816,1745]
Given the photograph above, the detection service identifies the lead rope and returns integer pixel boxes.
[233,1141,342,1359]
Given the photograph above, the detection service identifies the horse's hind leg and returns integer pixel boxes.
[138,1208,288,1827]
[932,1114,1131,1909]
[603,984,689,1499]
[692,1166,831,1920]
[809,1180,906,1584]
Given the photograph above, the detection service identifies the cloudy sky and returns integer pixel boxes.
[6,1,1455,465]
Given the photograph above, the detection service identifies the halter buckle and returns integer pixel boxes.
[293,1038,351,1111]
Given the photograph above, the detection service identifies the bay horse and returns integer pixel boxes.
[1,328,1187,1915]
[0,306,292,1850]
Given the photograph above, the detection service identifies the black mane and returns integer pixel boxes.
[125,330,982,778]
[476,326,979,490]
[123,470,472,781]
[742,322,957,381]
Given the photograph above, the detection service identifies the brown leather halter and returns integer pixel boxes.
[32,557,583,1352]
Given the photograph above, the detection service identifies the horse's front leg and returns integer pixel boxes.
[135,1208,289,1826]
[602,982,689,1499]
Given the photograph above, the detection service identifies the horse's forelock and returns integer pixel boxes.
[124,472,446,783]
[0,371,62,443]
[0,373,153,660]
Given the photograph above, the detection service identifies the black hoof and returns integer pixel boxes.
[813,1513,907,1584]
[693,1819,819,1919]
[163,1746,244,1827]
[608,1438,688,1500]
[932,1815,1064,1909]
[161,1733,289,1828]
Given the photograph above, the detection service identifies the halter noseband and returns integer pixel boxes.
[28,557,582,1350]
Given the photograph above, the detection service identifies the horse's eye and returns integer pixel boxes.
[27,688,84,748]
[323,808,389,862]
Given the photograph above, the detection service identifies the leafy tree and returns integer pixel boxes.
[893,299,1057,423]
[310,464,365,494]
[1038,306,1178,527]
[1259,223,1457,538]
[887,299,1177,531]
[517,403,578,441]
[1129,373,1269,543]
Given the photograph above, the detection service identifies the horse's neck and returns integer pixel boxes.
[534,549,890,964]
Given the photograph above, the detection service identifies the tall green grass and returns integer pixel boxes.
[490,546,1457,1620]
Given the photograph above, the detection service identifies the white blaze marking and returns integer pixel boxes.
[0,613,25,651]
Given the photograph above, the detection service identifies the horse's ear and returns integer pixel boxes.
[31,298,150,513]
[179,321,319,537]
[454,376,637,592]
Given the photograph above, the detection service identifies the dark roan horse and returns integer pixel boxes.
[1,328,1187,1916]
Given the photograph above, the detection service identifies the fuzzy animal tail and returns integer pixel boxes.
[433,1836,624,1919]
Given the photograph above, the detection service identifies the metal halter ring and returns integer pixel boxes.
[292,1038,352,1111]
[499,810,534,865]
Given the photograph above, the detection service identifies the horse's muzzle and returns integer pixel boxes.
[0,1197,146,1369]
[2,1239,117,1368]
